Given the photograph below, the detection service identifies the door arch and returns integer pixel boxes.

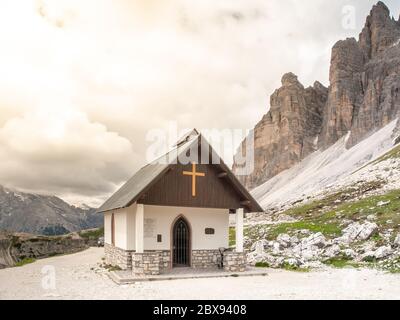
[172,216,191,267]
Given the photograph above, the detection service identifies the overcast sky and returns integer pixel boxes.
[0,0,399,207]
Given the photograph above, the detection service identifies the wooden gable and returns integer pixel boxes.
[137,162,244,209]
[98,131,263,213]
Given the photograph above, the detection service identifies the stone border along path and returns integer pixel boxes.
[109,267,269,285]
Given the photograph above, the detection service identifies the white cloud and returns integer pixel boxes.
[0,0,398,205]
[0,105,135,206]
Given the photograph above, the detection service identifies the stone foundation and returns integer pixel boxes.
[104,243,134,270]
[104,246,246,274]
[133,252,161,275]
[223,251,246,272]
[191,250,220,268]
[158,250,171,271]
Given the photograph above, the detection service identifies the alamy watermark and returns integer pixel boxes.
[145,123,255,176]
[342,5,356,30]
[41,265,56,290]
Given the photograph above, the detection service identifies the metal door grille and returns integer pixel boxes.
[173,218,190,267]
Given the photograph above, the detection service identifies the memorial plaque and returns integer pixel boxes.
[144,218,156,238]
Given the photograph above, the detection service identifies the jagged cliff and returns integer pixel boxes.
[234,2,400,189]
[234,73,328,188]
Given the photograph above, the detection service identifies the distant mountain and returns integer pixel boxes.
[233,1,400,190]
[0,185,102,235]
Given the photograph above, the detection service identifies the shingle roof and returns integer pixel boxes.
[97,130,262,213]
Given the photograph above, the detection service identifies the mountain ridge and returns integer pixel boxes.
[0,185,102,235]
[233,1,400,190]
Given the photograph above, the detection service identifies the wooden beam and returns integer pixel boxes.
[217,172,228,178]
[240,200,251,206]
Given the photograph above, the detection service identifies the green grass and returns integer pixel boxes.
[281,262,310,272]
[15,258,36,267]
[79,227,104,239]
[323,189,400,231]
[255,262,269,268]
[323,257,360,269]
[100,263,122,272]
[229,227,236,247]
[264,188,400,240]
[267,221,342,239]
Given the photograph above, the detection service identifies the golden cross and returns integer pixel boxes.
[183,163,205,197]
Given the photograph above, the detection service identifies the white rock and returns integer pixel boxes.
[301,232,326,249]
[276,234,292,248]
[394,234,400,247]
[377,200,391,207]
[290,236,300,245]
[323,244,341,258]
[292,243,321,261]
[374,246,393,259]
[284,258,301,267]
[367,215,377,221]
[342,249,357,259]
[337,222,378,244]
[247,251,273,265]
[358,222,379,240]
[250,239,269,252]
[272,241,283,255]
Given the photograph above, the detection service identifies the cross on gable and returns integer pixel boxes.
[182,163,205,197]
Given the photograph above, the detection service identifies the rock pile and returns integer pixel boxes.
[247,222,400,269]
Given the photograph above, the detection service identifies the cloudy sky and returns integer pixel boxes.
[0,0,399,207]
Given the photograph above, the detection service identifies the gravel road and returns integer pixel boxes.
[0,247,399,300]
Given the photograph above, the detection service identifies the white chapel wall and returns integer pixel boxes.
[104,206,136,250]
[143,205,229,251]
[126,203,136,251]
[104,212,112,244]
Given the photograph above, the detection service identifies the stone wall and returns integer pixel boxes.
[223,251,246,272]
[104,247,247,274]
[192,249,220,268]
[133,252,161,276]
[158,250,171,271]
[104,243,133,270]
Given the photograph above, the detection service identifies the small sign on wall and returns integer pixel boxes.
[144,218,156,238]
[205,228,215,235]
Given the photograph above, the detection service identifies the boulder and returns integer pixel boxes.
[250,240,269,253]
[358,222,379,240]
[374,246,393,259]
[283,258,301,268]
[377,200,391,207]
[272,241,283,255]
[323,244,341,258]
[276,234,292,248]
[292,243,322,261]
[290,236,300,245]
[394,234,400,247]
[301,232,326,249]
[342,249,357,259]
[336,222,378,244]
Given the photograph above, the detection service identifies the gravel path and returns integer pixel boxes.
[0,248,399,300]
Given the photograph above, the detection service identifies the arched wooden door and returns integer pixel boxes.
[172,217,191,267]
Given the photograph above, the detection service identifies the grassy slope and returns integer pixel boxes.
[240,187,400,272]
[245,188,400,240]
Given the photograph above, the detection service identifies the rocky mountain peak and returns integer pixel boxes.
[233,2,400,190]
[281,72,303,88]
[312,81,326,91]
[359,1,400,59]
